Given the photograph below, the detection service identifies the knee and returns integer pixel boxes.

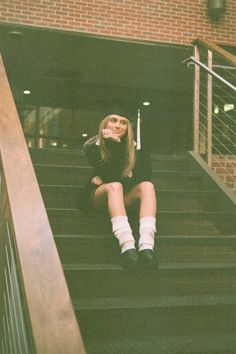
[137,181,156,197]
[106,182,124,194]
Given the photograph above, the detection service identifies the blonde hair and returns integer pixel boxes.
[98,114,136,177]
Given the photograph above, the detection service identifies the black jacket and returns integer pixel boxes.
[84,135,152,190]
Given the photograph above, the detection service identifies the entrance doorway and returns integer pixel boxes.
[0,23,193,153]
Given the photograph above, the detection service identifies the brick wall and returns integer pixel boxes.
[212,155,236,194]
[0,0,235,45]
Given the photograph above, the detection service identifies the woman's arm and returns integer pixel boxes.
[84,136,117,182]
[84,136,101,167]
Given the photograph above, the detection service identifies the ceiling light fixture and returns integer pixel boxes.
[8,30,23,37]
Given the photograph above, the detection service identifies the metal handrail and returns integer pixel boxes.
[182,56,236,92]
[186,39,236,193]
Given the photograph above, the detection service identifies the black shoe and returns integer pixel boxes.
[139,249,157,270]
[121,249,138,270]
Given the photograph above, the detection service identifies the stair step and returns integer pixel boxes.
[64,262,236,272]
[29,148,196,171]
[75,295,236,342]
[48,208,236,235]
[159,234,236,244]
[84,333,236,354]
[29,148,236,351]
[159,210,236,235]
[55,234,120,263]
[159,245,236,264]
[34,164,90,185]
[150,153,199,171]
[29,147,86,166]
[64,263,236,298]
[41,185,223,212]
[55,234,236,264]
[74,294,236,310]
[34,164,212,190]
[75,296,236,341]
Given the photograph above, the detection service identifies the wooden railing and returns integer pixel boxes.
[192,38,236,66]
[0,54,86,353]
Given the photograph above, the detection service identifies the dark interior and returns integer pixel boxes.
[0,22,194,153]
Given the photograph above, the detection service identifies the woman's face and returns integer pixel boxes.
[105,114,128,139]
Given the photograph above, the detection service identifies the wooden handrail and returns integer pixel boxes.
[192,38,236,67]
[0,54,85,353]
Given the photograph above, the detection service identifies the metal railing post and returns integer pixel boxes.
[207,50,213,167]
[194,45,200,153]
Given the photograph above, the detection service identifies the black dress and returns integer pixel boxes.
[81,135,152,210]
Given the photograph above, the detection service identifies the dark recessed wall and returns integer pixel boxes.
[0,23,194,153]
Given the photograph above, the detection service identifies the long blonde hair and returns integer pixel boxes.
[98,114,136,177]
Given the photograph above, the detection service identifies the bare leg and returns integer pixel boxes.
[125,182,157,268]
[124,181,157,217]
[90,181,157,269]
[92,182,127,217]
[91,181,157,217]
[91,182,137,265]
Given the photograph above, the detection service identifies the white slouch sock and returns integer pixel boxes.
[111,216,136,254]
[139,217,156,251]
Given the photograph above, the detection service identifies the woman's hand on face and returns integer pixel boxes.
[102,129,121,142]
[91,176,103,186]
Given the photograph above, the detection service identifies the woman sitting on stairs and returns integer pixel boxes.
[83,113,157,270]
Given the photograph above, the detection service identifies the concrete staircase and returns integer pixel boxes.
[30,148,236,354]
